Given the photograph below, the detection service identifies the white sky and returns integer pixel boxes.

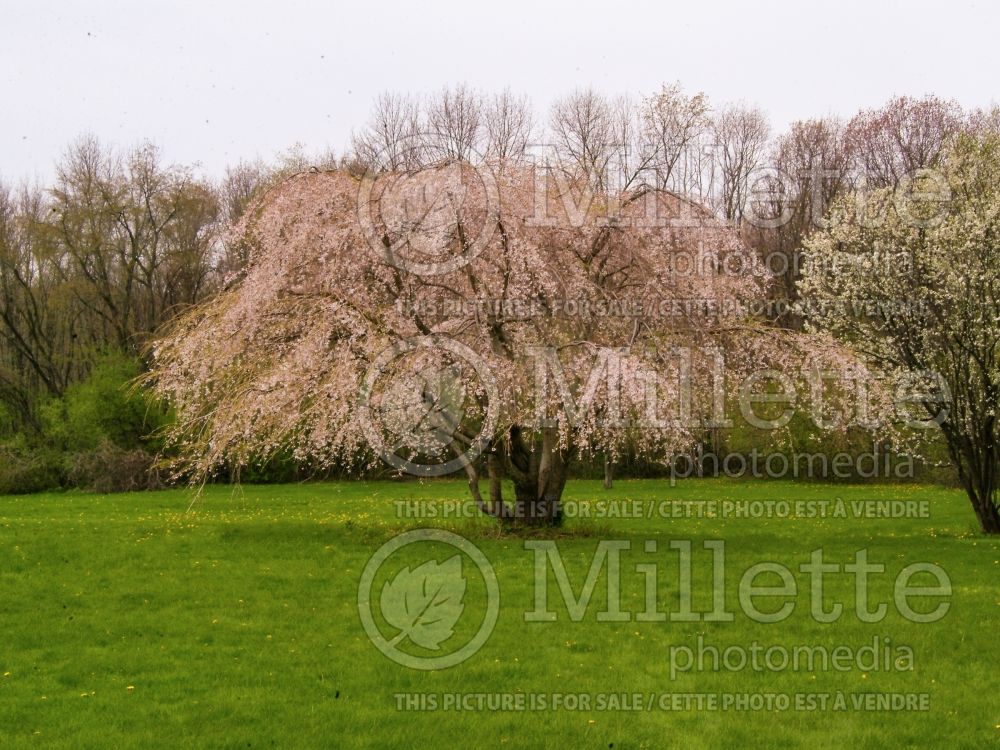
[2,0,998,182]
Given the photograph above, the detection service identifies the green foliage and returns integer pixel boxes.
[0,352,171,494]
[39,352,167,453]
[0,438,63,494]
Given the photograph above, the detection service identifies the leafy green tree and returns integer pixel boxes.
[41,352,166,452]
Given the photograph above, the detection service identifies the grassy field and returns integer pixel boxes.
[0,478,997,748]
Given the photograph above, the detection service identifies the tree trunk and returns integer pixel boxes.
[603,455,613,490]
[466,425,568,527]
[941,425,1000,535]
[509,426,567,525]
[972,494,1000,534]
[486,450,508,519]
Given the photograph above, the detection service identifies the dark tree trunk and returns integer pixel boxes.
[486,450,508,519]
[972,492,1000,534]
[965,453,1000,534]
[508,426,567,525]
[464,425,568,527]
[940,423,1000,535]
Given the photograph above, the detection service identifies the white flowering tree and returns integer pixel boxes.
[801,133,1000,534]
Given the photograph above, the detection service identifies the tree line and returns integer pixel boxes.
[1,86,996,495]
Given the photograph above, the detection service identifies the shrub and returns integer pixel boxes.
[0,444,64,494]
[40,352,168,453]
[68,440,162,493]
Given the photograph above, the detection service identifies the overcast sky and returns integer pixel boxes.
[3,0,998,182]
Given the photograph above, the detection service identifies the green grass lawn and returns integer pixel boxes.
[0,479,997,748]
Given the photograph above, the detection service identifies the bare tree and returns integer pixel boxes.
[44,137,218,351]
[548,90,662,196]
[216,160,275,277]
[743,117,850,327]
[425,84,484,162]
[219,160,272,225]
[712,103,771,224]
[607,94,659,192]
[0,181,85,399]
[549,89,618,190]
[641,82,710,192]
[484,89,533,162]
[351,92,422,171]
[845,95,964,188]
